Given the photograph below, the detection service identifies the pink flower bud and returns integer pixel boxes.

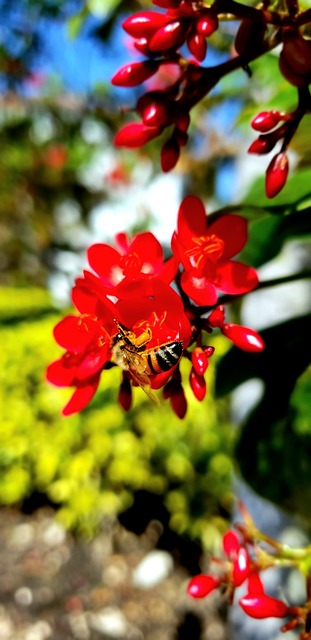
[221,324,265,352]
[239,594,290,619]
[265,152,289,198]
[188,574,220,598]
[190,368,206,401]
[111,61,159,87]
[191,348,209,376]
[251,111,283,132]
[208,305,225,328]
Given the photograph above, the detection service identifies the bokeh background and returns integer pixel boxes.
[1,1,311,638]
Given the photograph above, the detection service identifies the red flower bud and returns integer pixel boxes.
[208,305,225,328]
[251,111,283,132]
[191,347,209,375]
[204,346,215,358]
[111,61,159,87]
[196,13,218,37]
[222,530,240,558]
[170,387,187,418]
[221,323,264,352]
[248,135,277,155]
[232,548,250,586]
[239,594,290,619]
[190,368,206,401]
[188,574,220,598]
[265,152,289,198]
[122,12,169,38]
[187,32,207,62]
[149,20,188,52]
[161,135,180,172]
[114,123,160,148]
[118,375,132,411]
[163,380,187,418]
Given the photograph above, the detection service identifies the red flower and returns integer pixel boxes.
[87,231,178,299]
[115,279,191,390]
[46,312,112,415]
[172,195,259,305]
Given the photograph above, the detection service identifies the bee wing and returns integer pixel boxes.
[129,367,160,405]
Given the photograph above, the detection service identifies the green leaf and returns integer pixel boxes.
[241,207,311,268]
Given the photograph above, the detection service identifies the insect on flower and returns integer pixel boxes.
[111,320,183,403]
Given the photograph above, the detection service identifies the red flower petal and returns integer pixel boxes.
[76,346,109,381]
[62,377,100,416]
[181,270,218,306]
[209,215,248,260]
[177,195,207,246]
[87,244,122,286]
[46,356,76,387]
[53,315,97,353]
[129,232,164,272]
[215,261,259,295]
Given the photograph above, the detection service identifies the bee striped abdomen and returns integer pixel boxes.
[146,341,183,374]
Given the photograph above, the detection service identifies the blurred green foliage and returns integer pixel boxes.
[0,288,234,545]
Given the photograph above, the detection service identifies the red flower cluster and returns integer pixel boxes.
[112,1,220,171]
[188,503,311,639]
[47,195,262,416]
[112,1,311,191]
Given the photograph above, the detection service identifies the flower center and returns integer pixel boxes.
[120,252,142,278]
[185,234,224,268]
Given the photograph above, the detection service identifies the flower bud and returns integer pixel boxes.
[222,530,240,558]
[122,12,169,38]
[208,305,225,328]
[232,548,250,586]
[248,134,277,155]
[114,123,160,148]
[188,574,220,598]
[191,347,209,375]
[190,368,206,401]
[118,375,132,411]
[149,19,188,52]
[239,594,290,619]
[221,323,265,352]
[187,32,207,62]
[196,13,218,37]
[111,61,159,87]
[161,135,180,172]
[251,111,283,133]
[265,152,289,198]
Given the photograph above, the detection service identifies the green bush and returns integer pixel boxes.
[0,288,235,546]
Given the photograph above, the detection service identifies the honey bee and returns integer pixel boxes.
[111,320,183,403]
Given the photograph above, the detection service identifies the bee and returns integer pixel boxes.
[111,320,183,403]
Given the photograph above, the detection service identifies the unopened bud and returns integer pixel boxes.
[265,152,289,198]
